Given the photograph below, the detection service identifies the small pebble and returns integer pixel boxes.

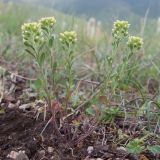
[87,146,94,154]
[7,150,29,160]
[19,103,32,111]
[7,151,19,159]
[117,146,126,152]
[48,146,54,153]
[16,151,29,160]
[37,150,45,158]
[8,103,16,109]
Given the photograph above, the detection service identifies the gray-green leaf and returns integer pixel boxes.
[147,145,160,154]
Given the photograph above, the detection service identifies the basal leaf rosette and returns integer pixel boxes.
[127,36,143,52]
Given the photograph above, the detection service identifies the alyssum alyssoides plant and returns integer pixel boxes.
[22,17,57,110]
[22,17,78,106]
[59,31,77,108]
[100,20,143,96]
[22,17,100,147]
[96,20,143,124]
[22,18,143,147]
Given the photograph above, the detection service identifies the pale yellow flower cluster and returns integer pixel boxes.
[127,36,143,51]
[22,17,56,44]
[59,31,77,46]
[22,17,77,48]
[39,17,56,29]
[112,20,130,40]
[112,20,143,51]
[22,22,41,43]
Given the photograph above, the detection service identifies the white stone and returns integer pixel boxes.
[48,146,54,153]
[87,146,94,154]
[8,103,16,109]
[7,150,29,160]
[19,103,32,111]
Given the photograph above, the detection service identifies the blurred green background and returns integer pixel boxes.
[0,0,160,81]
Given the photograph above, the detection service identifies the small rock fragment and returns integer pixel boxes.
[7,151,19,159]
[7,150,29,160]
[23,88,37,98]
[8,103,16,109]
[48,146,54,153]
[19,103,32,111]
[16,151,29,160]
[87,146,94,154]
[37,150,45,158]
[117,146,126,152]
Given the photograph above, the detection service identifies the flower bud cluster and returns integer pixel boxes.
[112,20,143,51]
[112,20,130,40]
[59,31,77,47]
[39,17,56,30]
[22,17,56,45]
[22,22,42,43]
[127,36,143,51]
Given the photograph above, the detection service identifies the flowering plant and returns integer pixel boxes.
[22,19,55,115]
[59,31,77,105]
[101,20,143,95]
